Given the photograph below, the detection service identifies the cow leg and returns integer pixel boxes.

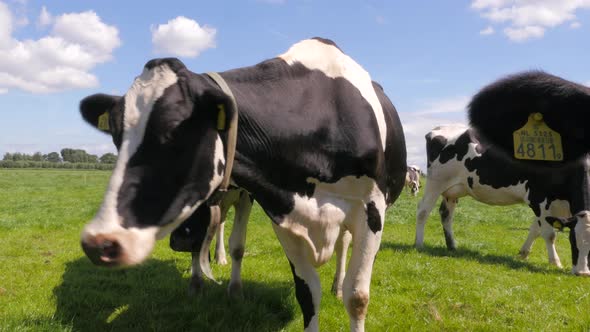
[343,198,386,332]
[227,192,252,298]
[540,217,562,268]
[518,218,541,259]
[189,252,203,295]
[439,198,457,250]
[416,182,442,248]
[331,228,352,300]
[214,220,228,265]
[272,224,322,332]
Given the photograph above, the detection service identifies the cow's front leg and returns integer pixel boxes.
[540,216,562,267]
[214,220,228,265]
[519,217,541,259]
[331,229,352,300]
[272,224,322,332]
[227,191,252,297]
[343,198,385,332]
[189,252,203,295]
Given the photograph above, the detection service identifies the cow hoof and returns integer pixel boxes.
[215,257,228,265]
[331,287,343,300]
[228,282,243,298]
[574,271,590,276]
[517,250,530,260]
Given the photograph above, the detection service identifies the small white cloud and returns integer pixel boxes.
[0,87,7,94]
[480,26,495,35]
[471,0,590,42]
[504,25,545,42]
[38,6,52,27]
[151,16,216,58]
[0,4,121,94]
[570,21,581,29]
[376,15,387,25]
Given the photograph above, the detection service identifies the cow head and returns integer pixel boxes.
[546,211,590,276]
[79,58,234,267]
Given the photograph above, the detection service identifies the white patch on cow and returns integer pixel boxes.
[275,175,376,267]
[278,39,387,151]
[573,212,590,275]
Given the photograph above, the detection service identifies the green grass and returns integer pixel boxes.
[1,169,590,331]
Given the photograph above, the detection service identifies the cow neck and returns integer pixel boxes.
[206,72,239,202]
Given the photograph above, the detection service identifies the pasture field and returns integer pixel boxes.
[1,169,590,331]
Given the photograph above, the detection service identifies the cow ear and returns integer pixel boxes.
[545,216,577,231]
[200,89,235,132]
[79,94,121,134]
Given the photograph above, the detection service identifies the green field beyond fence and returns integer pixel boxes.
[1,169,589,331]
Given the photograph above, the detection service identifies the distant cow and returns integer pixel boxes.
[465,71,590,276]
[79,37,407,331]
[415,125,567,267]
[405,165,421,196]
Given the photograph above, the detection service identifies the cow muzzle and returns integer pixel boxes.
[81,224,157,267]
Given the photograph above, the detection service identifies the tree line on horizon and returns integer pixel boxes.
[0,148,117,170]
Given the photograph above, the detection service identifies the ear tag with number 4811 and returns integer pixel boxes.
[512,113,563,161]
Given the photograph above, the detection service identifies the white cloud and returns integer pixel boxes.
[570,21,582,29]
[38,6,52,27]
[0,3,121,93]
[504,25,545,41]
[0,87,7,94]
[151,16,216,57]
[399,96,470,169]
[480,26,495,35]
[471,0,590,42]
[585,81,590,87]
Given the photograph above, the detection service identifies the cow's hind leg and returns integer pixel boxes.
[416,180,442,248]
[440,198,458,250]
[343,198,385,332]
[519,218,541,259]
[331,229,352,300]
[227,191,253,298]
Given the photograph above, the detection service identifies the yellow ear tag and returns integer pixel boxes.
[217,104,226,130]
[512,113,563,161]
[553,221,562,230]
[97,112,110,131]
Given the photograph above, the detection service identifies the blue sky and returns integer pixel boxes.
[1,0,589,169]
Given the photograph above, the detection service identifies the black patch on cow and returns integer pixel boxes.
[467,177,474,189]
[537,219,541,227]
[289,261,315,329]
[438,130,474,165]
[426,134,446,168]
[217,160,224,176]
[144,57,187,73]
[366,201,382,233]
[439,200,450,220]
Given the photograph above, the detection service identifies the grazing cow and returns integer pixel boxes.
[415,124,567,267]
[78,37,407,331]
[405,165,421,196]
[465,71,590,276]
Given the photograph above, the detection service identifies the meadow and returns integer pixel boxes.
[1,169,589,331]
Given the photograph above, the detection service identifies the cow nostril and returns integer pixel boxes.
[100,240,121,261]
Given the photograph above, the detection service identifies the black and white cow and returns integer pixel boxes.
[465,71,590,276]
[415,124,567,267]
[78,38,407,331]
[405,165,421,196]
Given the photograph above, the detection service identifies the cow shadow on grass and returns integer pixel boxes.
[381,242,566,275]
[52,258,295,332]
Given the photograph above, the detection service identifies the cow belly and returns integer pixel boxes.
[468,181,528,205]
[276,176,375,267]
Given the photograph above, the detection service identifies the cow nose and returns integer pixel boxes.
[81,237,122,266]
